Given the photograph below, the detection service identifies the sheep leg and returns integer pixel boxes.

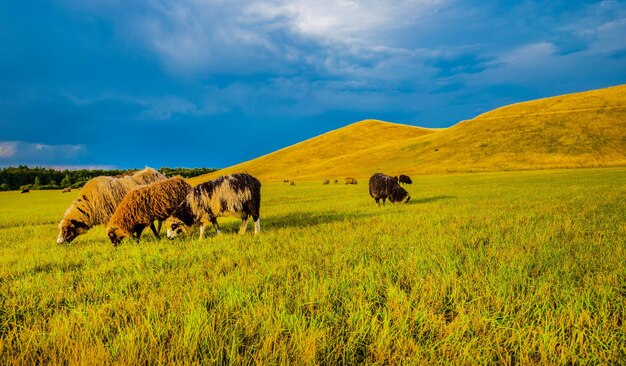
[239,215,250,235]
[133,228,142,242]
[149,223,161,240]
[382,198,386,206]
[253,216,260,235]
[199,224,206,240]
[211,217,222,235]
[375,198,380,206]
[156,220,162,233]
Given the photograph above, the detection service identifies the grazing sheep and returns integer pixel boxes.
[57,167,166,244]
[283,179,290,183]
[165,173,261,240]
[290,181,296,186]
[334,179,339,184]
[106,177,192,245]
[399,174,413,185]
[369,173,410,205]
[62,188,72,193]
[21,189,30,193]
[323,179,330,185]
[345,177,358,185]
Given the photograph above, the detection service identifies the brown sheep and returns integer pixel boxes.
[290,181,296,186]
[57,167,166,244]
[62,188,72,193]
[323,179,330,185]
[345,177,358,185]
[106,177,192,245]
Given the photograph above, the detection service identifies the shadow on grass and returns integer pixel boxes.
[263,210,378,230]
[409,195,456,204]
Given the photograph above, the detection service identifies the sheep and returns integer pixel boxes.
[323,179,330,185]
[62,188,72,193]
[345,177,358,185]
[56,167,166,244]
[165,173,261,240]
[369,173,410,205]
[106,177,192,245]
[399,174,413,185]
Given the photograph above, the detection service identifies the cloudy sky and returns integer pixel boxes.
[1,0,625,169]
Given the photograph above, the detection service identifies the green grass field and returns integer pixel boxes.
[1,168,625,364]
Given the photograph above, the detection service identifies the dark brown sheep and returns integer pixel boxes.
[106,177,192,245]
[345,177,358,185]
[369,173,410,205]
[399,174,413,185]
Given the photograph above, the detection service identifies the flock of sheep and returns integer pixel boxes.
[56,168,261,245]
[55,167,412,245]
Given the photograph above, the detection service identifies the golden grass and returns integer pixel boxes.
[2,168,626,364]
[190,84,626,184]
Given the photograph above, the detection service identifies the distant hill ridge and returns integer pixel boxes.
[190,84,626,184]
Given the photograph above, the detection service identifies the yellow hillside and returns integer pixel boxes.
[189,120,438,183]
[191,84,626,183]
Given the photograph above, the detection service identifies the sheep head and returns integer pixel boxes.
[57,219,89,244]
[106,225,131,245]
[165,217,192,239]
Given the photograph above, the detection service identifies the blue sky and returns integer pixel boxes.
[1,0,625,169]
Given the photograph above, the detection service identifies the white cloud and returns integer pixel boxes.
[0,141,85,163]
[0,142,17,158]
[246,0,445,43]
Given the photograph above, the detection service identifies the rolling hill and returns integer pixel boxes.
[190,84,626,184]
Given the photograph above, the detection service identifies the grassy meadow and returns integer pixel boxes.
[1,167,625,364]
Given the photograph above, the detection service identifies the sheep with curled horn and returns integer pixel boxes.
[165,173,261,240]
[56,167,166,244]
[106,177,192,245]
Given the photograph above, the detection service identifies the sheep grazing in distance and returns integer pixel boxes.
[165,173,261,240]
[62,188,72,193]
[21,189,30,193]
[57,167,166,244]
[290,181,296,186]
[399,174,413,185]
[323,179,330,185]
[345,177,358,185]
[334,179,339,184]
[106,177,192,245]
[369,173,410,206]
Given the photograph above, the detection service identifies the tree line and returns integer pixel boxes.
[0,166,217,191]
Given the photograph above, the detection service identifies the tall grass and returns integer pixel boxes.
[1,168,625,364]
